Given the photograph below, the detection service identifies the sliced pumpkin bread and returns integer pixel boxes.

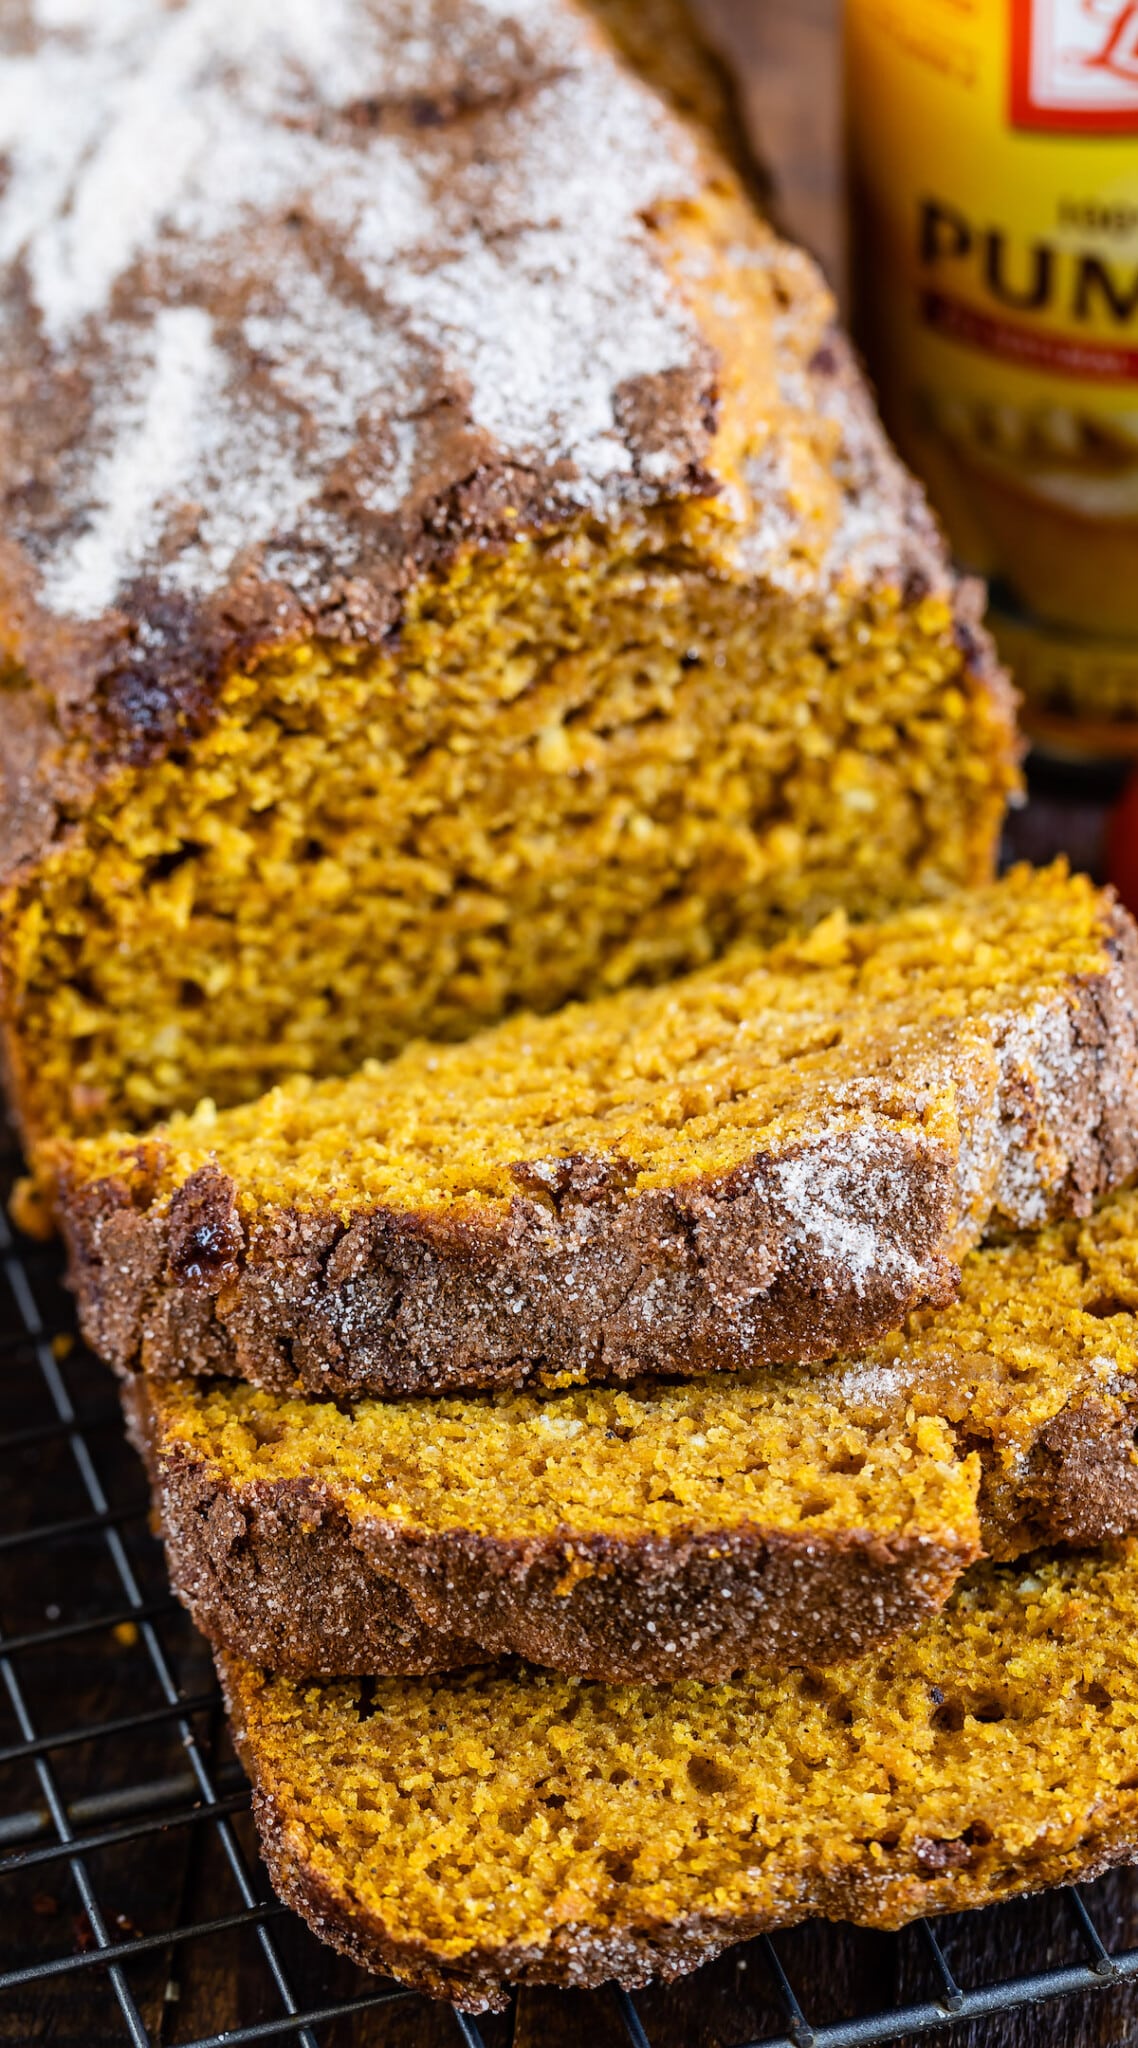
[130,1185,1138,1681]
[220,1541,1138,2011]
[50,865,1138,1397]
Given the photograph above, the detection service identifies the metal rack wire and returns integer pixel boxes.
[4,1131,1138,2046]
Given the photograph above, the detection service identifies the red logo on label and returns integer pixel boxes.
[1011,0,1138,128]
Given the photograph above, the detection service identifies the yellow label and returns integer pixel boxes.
[846,0,1138,680]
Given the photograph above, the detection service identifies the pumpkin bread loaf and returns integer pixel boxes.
[0,0,1017,1154]
[49,866,1138,1396]
[220,1542,1138,2011]
[128,1184,1138,1681]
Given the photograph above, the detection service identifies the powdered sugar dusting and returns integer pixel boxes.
[47,306,219,618]
[767,1126,931,1300]
[0,0,708,622]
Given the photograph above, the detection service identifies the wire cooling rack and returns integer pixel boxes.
[5,1124,1138,2047]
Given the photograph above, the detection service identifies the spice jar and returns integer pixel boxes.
[846,0,1138,754]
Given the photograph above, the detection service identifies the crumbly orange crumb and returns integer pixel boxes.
[223,1542,1138,1996]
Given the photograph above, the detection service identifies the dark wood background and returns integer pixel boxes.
[706,0,843,286]
[3,5,1136,2046]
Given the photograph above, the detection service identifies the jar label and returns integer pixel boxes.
[847,0,1138,710]
[1012,0,1138,131]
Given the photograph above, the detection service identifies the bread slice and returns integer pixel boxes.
[220,1542,1138,2011]
[50,866,1138,1396]
[0,0,1017,1153]
[128,1185,1138,1681]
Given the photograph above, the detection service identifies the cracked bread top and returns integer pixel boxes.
[0,0,962,812]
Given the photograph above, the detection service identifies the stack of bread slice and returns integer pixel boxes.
[7,0,1138,2020]
[42,861,1138,2007]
